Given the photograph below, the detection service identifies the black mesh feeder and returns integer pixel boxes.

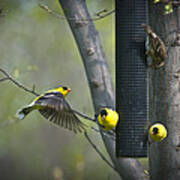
[116,0,148,157]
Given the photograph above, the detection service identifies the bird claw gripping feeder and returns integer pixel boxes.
[116,0,148,157]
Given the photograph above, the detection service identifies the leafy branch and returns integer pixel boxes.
[0,68,39,96]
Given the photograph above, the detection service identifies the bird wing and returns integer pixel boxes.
[142,24,167,68]
[35,92,86,133]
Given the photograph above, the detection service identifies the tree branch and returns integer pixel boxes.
[39,3,114,22]
[0,77,9,82]
[58,0,148,179]
[84,131,117,172]
[71,108,96,122]
[0,67,98,124]
[0,67,116,170]
[149,1,180,179]
[0,68,39,96]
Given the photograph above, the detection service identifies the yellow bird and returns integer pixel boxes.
[153,0,173,14]
[97,108,119,130]
[149,123,167,142]
[16,86,85,133]
[154,0,169,3]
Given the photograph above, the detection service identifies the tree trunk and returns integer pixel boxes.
[149,1,180,179]
[58,0,147,179]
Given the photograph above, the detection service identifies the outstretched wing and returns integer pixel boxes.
[35,92,85,133]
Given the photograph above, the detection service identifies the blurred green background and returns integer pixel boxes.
[0,0,118,179]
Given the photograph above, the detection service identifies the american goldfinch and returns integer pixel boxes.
[16,86,85,133]
[165,2,173,14]
[153,0,173,14]
[149,123,167,142]
[97,108,119,130]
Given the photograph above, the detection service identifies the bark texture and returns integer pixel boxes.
[58,0,147,179]
[149,1,180,179]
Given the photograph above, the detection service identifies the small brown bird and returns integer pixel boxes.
[142,24,167,69]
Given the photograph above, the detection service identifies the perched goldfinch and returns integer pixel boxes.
[149,123,167,142]
[97,108,119,130]
[16,86,85,133]
[165,2,173,14]
[153,0,173,14]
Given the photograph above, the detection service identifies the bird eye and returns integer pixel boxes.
[62,87,68,90]
[100,109,107,116]
[152,127,159,134]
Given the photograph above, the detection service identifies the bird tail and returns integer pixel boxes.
[16,104,35,120]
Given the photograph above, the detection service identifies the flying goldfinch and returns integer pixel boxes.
[16,86,85,133]
[149,123,167,142]
[97,108,119,130]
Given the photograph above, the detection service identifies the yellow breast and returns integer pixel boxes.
[98,108,119,130]
[149,123,167,142]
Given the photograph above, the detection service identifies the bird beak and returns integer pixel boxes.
[67,88,71,92]
[102,115,106,120]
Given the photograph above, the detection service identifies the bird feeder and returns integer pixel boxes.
[116,0,148,157]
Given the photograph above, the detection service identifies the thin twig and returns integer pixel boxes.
[93,9,115,21]
[0,68,96,122]
[91,126,101,133]
[0,68,96,123]
[0,69,116,172]
[0,68,39,96]
[91,126,115,141]
[95,9,108,17]
[39,3,114,22]
[84,131,117,172]
[0,69,110,135]
[72,108,96,122]
[0,68,97,122]
[0,77,9,82]
[91,126,115,137]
